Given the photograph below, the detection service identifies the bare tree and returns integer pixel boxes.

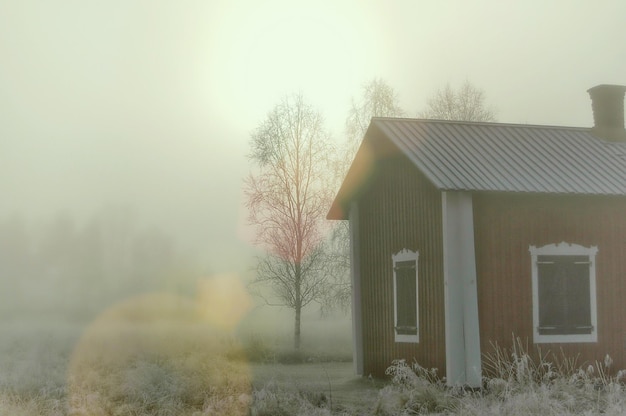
[325,79,406,314]
[345,78,405,159]
[245,93,336,350]
[419,80,496,122]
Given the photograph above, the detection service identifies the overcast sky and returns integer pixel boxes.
[2,0,625,274]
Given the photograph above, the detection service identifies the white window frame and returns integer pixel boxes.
[392,248,419,343]
[529,242,598,343]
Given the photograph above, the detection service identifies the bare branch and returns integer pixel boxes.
[419,80,496,122]
[344,78,405,163]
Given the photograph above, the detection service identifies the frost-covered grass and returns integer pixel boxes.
[370,338,626,416]
[0,317,363,415]
[3,317,626,416]
[0,316,252,415]
[0,299,355,416]
[461,338,626,416]
[66,322,252,415]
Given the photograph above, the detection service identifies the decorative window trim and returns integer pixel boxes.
[392,248,419,343]
[529,242,598,343]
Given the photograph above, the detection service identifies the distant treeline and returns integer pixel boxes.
[0,207,200,321]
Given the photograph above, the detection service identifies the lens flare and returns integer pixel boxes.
[67,289,252,415]
[196,274,253,331]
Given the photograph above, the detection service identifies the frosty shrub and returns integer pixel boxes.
[250,381,334,416]
[374,359,458,415]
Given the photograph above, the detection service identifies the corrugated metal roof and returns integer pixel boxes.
[328,118,626,219]
[377,118,626,194]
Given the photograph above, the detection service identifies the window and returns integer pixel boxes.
[392,249,419,343]
[530,242,598,343]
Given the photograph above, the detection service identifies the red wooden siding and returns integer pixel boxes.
[474,193,626,373]
[357,156,445,377]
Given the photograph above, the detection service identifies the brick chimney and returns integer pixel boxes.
[587,84,626,142]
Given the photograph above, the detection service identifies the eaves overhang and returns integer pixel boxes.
[328,118,626,221]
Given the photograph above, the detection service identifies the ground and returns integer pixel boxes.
[251,362,382,413]
[0,316,373,415]
[3,317,626,415]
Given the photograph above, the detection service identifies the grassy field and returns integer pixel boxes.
[0,322,366,415]
[0,318,369,415]
[1,316,253,415]
[0,295,361,416]
[3,307,626,415]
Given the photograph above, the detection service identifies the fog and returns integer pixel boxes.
[2,1,626,334]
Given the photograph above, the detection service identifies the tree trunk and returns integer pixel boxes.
[294,303,301,350]
[294,262,302,350]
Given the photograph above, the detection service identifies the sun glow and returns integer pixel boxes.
[208,2,373,128]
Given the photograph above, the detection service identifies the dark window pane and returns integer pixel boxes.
[537,255,591,335]
[396,260,417,335]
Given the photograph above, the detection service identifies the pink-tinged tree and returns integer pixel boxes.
[245,93,337,350]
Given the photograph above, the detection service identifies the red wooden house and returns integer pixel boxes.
[328,85,626,386]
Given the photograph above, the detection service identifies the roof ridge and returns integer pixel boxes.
[371,117,591,131]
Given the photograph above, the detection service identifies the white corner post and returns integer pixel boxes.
[349,202,364,376]
[442,192,482,387]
